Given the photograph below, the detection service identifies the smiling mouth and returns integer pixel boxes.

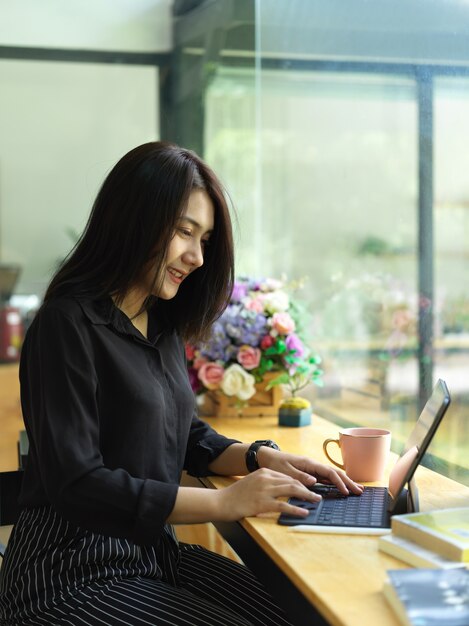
[167,267,186,283]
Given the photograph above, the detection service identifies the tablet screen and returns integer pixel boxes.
[388,379,451,512]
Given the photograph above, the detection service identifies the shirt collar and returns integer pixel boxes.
[75,296,118,326]
[75,295,172,343]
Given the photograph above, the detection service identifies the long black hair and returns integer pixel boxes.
[44,141,235,341]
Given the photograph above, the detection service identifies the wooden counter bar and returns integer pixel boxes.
[198,414,469,626]
[0,364,23,472]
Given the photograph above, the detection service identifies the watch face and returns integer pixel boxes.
[255,440,280,450]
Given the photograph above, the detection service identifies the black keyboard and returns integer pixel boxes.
[278,484,390,528]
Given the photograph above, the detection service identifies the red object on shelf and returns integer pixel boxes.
[0,306,24,362]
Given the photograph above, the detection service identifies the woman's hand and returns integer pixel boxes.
[217,468,323,520]
[170,448,364,525]
[256,447,364,496]
[200,443,364,523]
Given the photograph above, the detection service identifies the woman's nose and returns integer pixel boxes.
[184,240,204,268]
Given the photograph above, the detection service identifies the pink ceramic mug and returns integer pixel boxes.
[322,427,391,482]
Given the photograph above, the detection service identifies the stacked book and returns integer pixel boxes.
[383,568,469,626]
[379,506,469,569]
[380,507,469,625]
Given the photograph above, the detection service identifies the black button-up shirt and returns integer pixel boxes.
[19,296,239,545]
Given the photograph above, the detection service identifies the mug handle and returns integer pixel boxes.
[322,438,345,470]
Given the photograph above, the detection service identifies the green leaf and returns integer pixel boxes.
[265,373,291,389]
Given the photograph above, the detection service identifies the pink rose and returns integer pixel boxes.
[198,362,225,390]
[271,312,296,335]
[260,335,274,350]
[237,345,261,370]
[244,298,264,313]
[193,356,208,370]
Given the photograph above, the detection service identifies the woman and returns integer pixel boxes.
[0,141,362,626]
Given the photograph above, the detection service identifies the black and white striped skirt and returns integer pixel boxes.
[0,507,292,626]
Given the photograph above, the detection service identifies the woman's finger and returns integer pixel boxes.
[270,482,321,502]
[275,500,311,517]
[316,466,363,494]
[286,466,318,487]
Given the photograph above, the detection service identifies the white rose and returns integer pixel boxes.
[221,364,256,401]
[262,278,283,291]
[260,290,290,314]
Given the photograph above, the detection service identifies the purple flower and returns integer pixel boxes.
[285,333,305,358]
[199,320,231,361]
[226,322,243,340]
[231,281,248,302]
[200,303,269,364]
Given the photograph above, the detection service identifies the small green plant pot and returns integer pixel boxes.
[278,406,312,427]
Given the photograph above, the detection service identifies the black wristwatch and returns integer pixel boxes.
[245,440,280,473]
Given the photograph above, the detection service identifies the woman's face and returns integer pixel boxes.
[141,188,215,300]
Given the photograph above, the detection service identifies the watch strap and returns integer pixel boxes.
[245,439,280,473]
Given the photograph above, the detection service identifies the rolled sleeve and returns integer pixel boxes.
[134,480,179,545]
[184,413,240,476]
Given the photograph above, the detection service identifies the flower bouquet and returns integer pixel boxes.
[186,277,323,416]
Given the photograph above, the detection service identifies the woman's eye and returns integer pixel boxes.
[178,228,192,237]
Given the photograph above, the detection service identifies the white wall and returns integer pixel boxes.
[0,0,173,52]
[0,60,159,295]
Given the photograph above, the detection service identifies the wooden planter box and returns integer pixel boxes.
[200,373,283,418]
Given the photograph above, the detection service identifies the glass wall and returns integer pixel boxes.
[204,0,469,484]
[432,76,469,478]
[205,68,258,273]
[255,0,469,484]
